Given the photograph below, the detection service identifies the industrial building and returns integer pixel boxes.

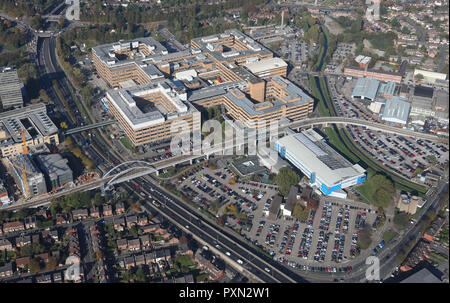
[413,69,448,85]
[351,78,380,101]
[275,129,366,196]
[0,68,24,110]
[410,86,435,117]
[0,103,60,158]
[4,154,47,198]
[344,60,407,83]
[95,30,314,146]
[381,97,411,124]
[35,154,73,191]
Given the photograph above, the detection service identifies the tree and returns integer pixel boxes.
[29,258,41,273]
[292,203,309,221]
[274,167,300,197]
[30,15,44,30]
[414,73,424,82]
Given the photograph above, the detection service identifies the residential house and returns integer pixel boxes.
[117,239,128,251]
[115,202,125,215]
[0,263,13,277]
[126,215,138,227]
[128,238,141,251]
[24,216,36,229]
[15,256,31,270]
[139,235,150,248]
[0,238,13,250]
[124,256,135,269]
[103,204,113,217]
[113,217,126,232]
[134,254,146,266]
[90,206,100,218]
[15,235,31,248]
[2,221,25,233]
[141,223,160,234]
[72,209,89,221]
[55,214,68,225]
[137,215,148,226]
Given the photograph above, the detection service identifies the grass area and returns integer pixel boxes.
[428,251,448,265]
[436,226,449,246]
[175,255,197,268]
[382,229,398,243]
[323,127,359,163]
[120,137,136,153]
[309,75,330,117]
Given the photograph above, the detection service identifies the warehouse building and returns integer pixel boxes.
[35,154,73,191]
[0,104,59,158]
[410,86,435,117]
[0,68,24,110]
[4,154,47,198]
[413,69,448,85]
[351,78,380,101]
[275,129,366,196]
[381,97,411,124]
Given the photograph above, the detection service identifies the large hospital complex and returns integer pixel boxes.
[93,30,314,146]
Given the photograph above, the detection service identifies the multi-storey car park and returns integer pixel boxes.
[94,30,314,145]
[275,129,366,197]
[0,104,60,158]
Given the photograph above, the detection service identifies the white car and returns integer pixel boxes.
[264,267,271,273]
[225,251,231,256]
[237,259,243,265]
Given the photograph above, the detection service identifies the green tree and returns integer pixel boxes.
[274,167,300,196]
[29,258,41,273]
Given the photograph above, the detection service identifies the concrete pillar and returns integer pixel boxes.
[155,170,159,176]
[190,159,193,165]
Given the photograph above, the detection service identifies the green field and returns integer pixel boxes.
[382,229,398,243]
[120,137,136,152]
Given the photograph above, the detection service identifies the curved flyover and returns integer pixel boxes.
[287,117,447,142]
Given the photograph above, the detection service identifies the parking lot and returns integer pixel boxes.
[175,164,279,223]
[327,76,449,181]
[239,194,379,272]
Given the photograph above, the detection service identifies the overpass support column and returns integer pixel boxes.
[323,123,328,127]
[206,154,210,160]
[155,170,159,176]
[190,159,194,165]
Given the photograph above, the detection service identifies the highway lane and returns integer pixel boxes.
[134,181,296,283]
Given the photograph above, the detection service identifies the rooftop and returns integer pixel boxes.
[276,129,366,187]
